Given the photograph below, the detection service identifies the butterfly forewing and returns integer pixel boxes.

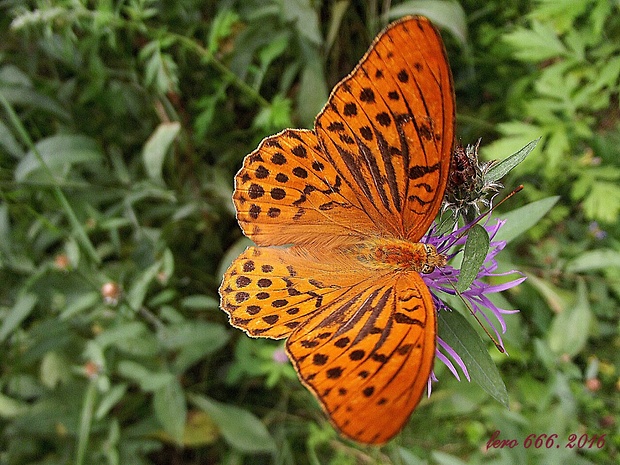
[233,129,386,247]
[315,16,454,241]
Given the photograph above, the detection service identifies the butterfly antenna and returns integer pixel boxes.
[439,269,506,354]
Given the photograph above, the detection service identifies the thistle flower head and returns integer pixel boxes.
[444,140,503,221]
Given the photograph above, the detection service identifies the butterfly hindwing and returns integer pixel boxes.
[286,272,436,444]
[220,246,377,339]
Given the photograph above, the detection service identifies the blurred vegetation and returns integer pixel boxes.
[0,0,618,464]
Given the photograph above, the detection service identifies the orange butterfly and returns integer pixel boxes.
[220,16,454,444]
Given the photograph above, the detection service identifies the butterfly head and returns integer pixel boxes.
[419,243,447,274]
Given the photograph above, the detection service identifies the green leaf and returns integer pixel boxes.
[0,393,28,418]
[529,0,590,33]
[0,293,37,342]
[582,181,620,223]
[142,122,180,182]
[141,43,179,93]
[325,1,350,52]
[438,310,509,407]
[181,295,220,310]
[503,21,568,62]
[431,451,469,465]
[481,122,544,172]
[126,261,162,310]
[282,0,322,45]
[117,360,175,391]
[297,50,328,128]
[59,292,100,320]
[114,331,160,358]
[189,394,276,453]
[0,203,11,259]
[485,138,540,183]
[566,249,620,272]
[15,134,103,182]
[95,384,128,420]
[159,321,229,351]
[548,279,592,357]
[387,1,468,45]
[159,322,230,373]
[253,94,292,132]
[493,196,559,243]
[0,84,70,120]
[153,377,187,444]
[457,225,490,293]
[95,322,147,349]
[257,33,289,72]
[207,10,240,54]
[397,447,425,465]
[525,273,569,313]
[0,119,24,158]
[40,351,69,388]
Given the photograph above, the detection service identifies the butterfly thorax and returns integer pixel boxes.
[343,238,446,274]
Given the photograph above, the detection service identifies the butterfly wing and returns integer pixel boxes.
[220,246,436,444]
[315,16,454,241]
[287,271,436,444]
[234,17,454,247]
[233,129,387,247]
[220,246,376,339]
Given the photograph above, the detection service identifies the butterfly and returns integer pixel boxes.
[219,15,455,444]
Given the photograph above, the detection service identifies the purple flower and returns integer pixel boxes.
[422,218,526,392]
[272,346,289,364]
[588,221,607,240]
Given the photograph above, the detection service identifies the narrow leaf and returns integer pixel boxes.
[525,273,569,313]
[566,249,620,272]
[548,279,592,357]
[438,310,509,407]
[457,224,490,292]
[0,293,37,342]
[190,394,276,453]
[0,393,28,417]
[95,384,128,420]
[95,322,147,349]
[181,295,220,310]
[153,377,187,444]
[59,292,100,320]
[142,122,180,181]
[126,262,162,310]
[485,138,540,183]
[117,360,174,391]
[15,134,103,181]
[431,451,469,465]
[159,321,229,351]
[493,196,559,243]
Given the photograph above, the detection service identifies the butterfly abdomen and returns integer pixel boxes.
[344,238,446,274]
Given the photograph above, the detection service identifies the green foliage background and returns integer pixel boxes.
[0,1,619,464]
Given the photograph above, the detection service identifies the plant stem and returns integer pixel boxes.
[0,93,101,264]
[75,378,98,465]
